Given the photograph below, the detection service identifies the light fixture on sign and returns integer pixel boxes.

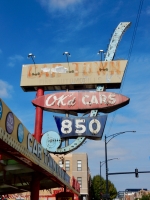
[27,53,39,75]
[97,50,105,61]
[27,53,35,64]
[63,52,71,72]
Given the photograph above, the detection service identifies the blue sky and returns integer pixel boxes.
[0,0,150,192]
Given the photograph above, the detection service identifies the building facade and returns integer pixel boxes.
[51,152,90,200]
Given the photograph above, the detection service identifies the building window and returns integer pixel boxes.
[77,160,82,171]
[65,160,70,171]
[58,160,63,168]
[77,177,82,188]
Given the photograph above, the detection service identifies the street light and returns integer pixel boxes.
[100,158,118,198]
[105,131,136,199]
[97,50,105,61]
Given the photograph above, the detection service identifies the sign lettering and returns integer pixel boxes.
[27,133,70,184]
[26,61,122,79]
[32,91,129,114]
[54,115,107,140]
[21,60,128,91]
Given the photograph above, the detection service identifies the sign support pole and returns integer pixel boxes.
[65,88,69,147]
[30,173,40,200]
[34,87,44,142]
[31,87,44,200]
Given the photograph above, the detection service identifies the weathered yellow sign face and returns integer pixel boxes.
[20,60,127,91]
[0,99,71,188]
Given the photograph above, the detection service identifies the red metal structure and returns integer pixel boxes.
[33,87,44,142]
[32,87,44,200]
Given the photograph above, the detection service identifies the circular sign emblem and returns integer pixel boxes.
[0,100,2,120]
[5,112,14,134]
[17,123,24,143]
[41,131,61,152]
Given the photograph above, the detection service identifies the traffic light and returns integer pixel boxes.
[135,168,139,178]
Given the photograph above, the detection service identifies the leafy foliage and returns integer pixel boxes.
[90,175,117,200]
[137,194,150,200]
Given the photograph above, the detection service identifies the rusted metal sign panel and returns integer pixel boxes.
[32,91,129,114]
[20,60,127,91]
[54,115,107,140]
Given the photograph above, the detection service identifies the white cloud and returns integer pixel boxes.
[8,54,24,67]
[111,0,123,15]
[38,0,83,11]
[0,80,13,98]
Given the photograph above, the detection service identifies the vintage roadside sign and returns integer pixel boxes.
[32,91,129,114]
[20,60,127,91]
[54,115,107,140]
[41,130,86,154]
[0,99,76,191]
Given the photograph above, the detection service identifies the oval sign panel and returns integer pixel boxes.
[0,100,2,120]
[17,123,24,143]
[32,91,129,114]
[5,112,14,134]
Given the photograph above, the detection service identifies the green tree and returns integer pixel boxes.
[107,179,117,200]
[90,175,117,200]
[137,194,150,200]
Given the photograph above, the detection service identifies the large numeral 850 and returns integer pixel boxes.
[61,120,72,134]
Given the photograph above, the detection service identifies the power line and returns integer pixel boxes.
[120,0,144,94]
[107,0,144,135]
